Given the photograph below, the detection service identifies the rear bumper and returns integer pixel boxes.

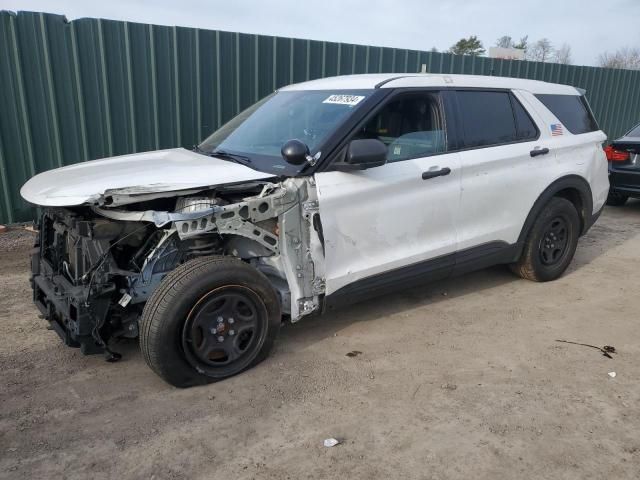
[609,164,640,198]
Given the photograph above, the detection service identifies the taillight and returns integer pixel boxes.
[604,145,630,162]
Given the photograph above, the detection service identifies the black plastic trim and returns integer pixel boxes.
[422,167,451,180]
[453,242,522,277]
[584,203,604,233]
[374,75,415,88]
[530,148,550,157]
[324,241,521,309]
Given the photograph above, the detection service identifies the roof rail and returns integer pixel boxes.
[375,75,416,88]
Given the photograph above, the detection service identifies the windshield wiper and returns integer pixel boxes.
[210,150,252,165]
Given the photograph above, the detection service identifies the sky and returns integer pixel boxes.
[3,0,639,66]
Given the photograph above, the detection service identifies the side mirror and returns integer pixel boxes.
[281,139,310,165]
[333,139,387,171]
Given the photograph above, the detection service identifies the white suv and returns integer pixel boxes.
[21,73,609,387]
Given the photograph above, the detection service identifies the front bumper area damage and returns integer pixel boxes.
[32,210,129,355]
[30,178,326,357]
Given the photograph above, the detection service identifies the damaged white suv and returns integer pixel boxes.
[21,73,608,387]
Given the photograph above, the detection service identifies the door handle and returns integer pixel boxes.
[530,147,550,158]
[422,167,451,180]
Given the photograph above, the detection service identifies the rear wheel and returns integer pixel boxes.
[510,197,580,282]
[606,190,628,206]
[140,256,281,387]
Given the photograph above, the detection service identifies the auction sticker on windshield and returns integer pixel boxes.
[323,94,365,106]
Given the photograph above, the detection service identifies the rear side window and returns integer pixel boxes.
[511,96,538,140]
[456,91,517,148]
[535,94,599,134]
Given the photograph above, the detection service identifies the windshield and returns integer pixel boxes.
[198,89,375,174]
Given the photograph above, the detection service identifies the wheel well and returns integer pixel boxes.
[517,176,594,245]
[553,188,587,232]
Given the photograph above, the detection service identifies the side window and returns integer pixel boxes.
[457,91,517,148]
[535,94,599,134]
[353,92,446,162]
[510,94,539,141]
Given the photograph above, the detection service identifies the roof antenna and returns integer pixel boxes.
[420,64,427,73]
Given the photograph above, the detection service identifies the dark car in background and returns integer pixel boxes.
[606,122,640,206]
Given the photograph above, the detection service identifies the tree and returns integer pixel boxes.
[554,43,572,65]
[493,35,571,64]
[527,38,553,62]
[514,36,528,51]
[495,36,515,49]
[598,47,640,70]
[495,35,528,51]
[449,36,485,56]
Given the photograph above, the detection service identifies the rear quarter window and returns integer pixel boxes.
[535,94,599,134]
[511,95,539,141]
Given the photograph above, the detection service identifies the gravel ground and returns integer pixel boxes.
[0,227,34,254]
[1,206,640,479]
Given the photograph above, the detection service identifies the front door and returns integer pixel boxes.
[314,90,461,295]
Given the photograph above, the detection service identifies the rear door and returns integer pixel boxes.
[454,89,550,251]
[314,90,461,295]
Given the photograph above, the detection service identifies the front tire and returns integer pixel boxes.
[140,256,281,388]
[606,190,628,206]
[510,197,580,282]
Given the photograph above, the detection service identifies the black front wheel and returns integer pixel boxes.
[140,256,281,388]
[510,197,580,282]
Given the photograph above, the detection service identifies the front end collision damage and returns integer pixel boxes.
[32,177,326,355]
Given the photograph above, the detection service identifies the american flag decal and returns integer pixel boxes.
[550,123,564,136]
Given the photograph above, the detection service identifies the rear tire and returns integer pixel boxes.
[606,190,628,206]
[140,256,281,388]
[510,197,580,282]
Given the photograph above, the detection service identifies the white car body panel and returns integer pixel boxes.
[455,138,551,250]
[315,152,461,295]
[20,148,275,207]
[522,92,609,214]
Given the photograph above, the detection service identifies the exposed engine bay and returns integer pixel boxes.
[31,178,326,357]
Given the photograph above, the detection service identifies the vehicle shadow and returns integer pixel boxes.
[278,264,517,350]
[565,202,640,273]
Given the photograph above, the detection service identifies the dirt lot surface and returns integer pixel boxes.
[2,205,640,480]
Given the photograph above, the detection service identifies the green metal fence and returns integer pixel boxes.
[2,10,640,224]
